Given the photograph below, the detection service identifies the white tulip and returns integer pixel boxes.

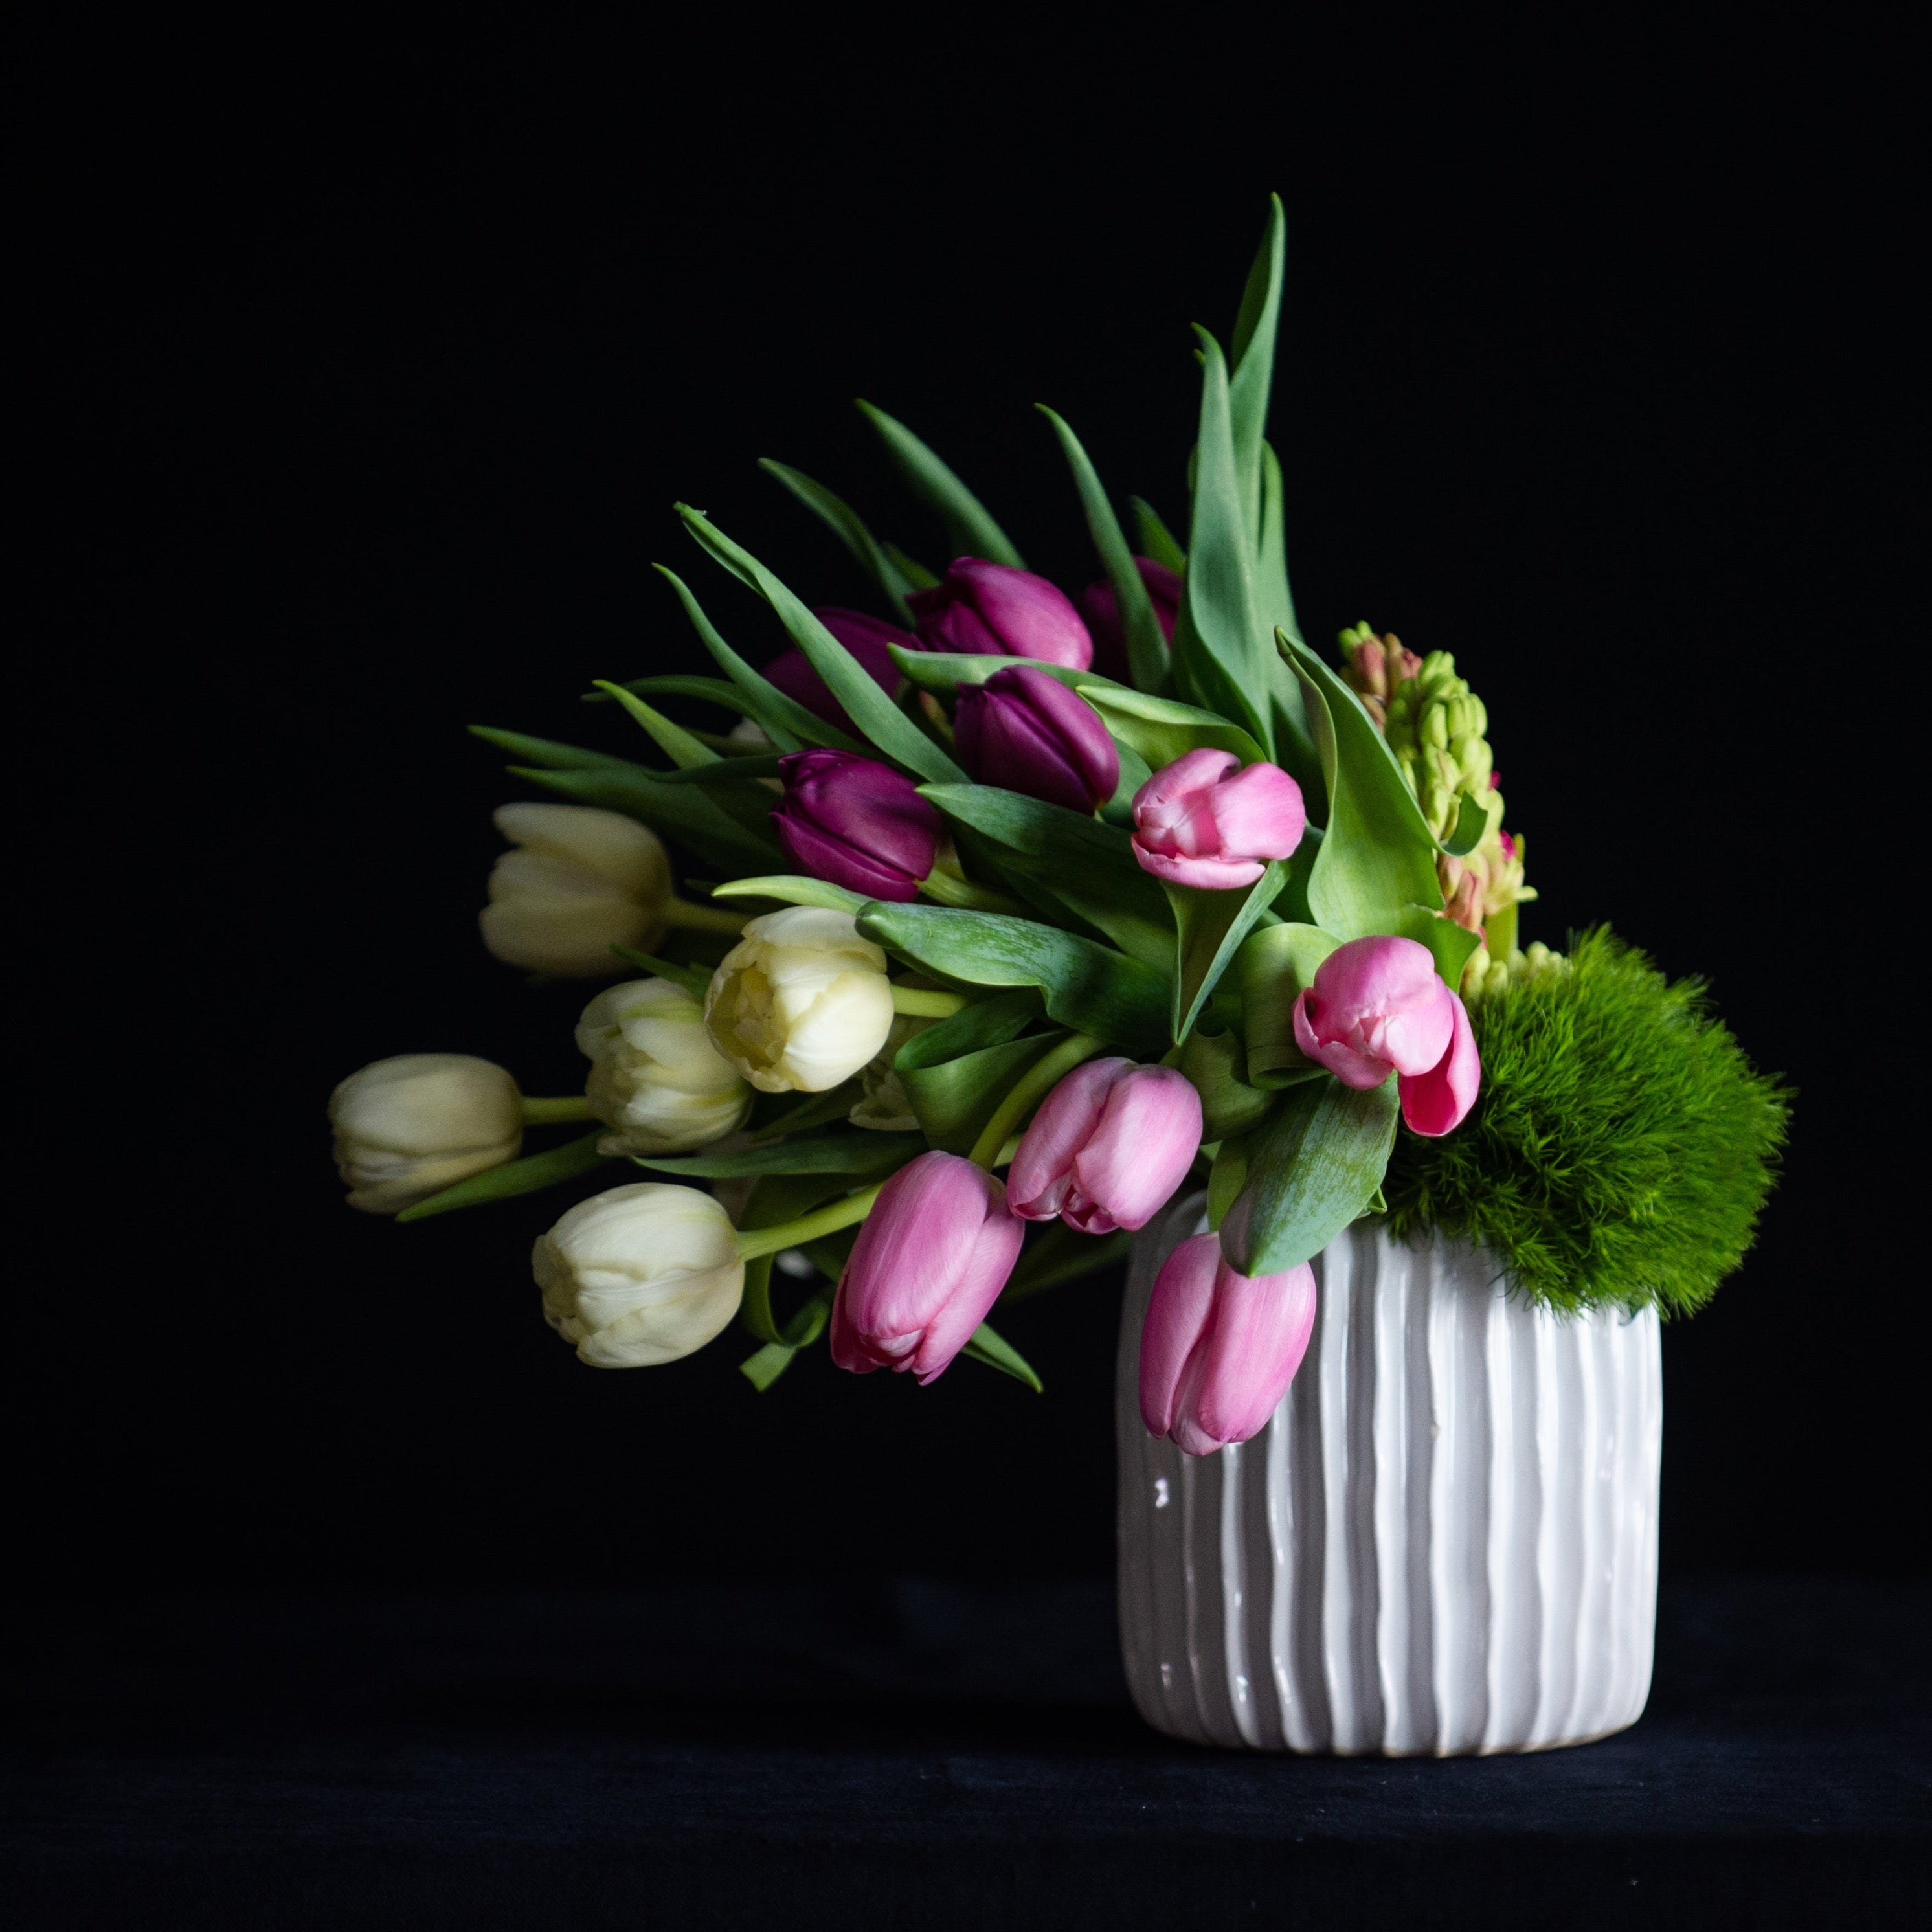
[481,803,671,976]
[704,906,895,1094]
[534,1183,744,1367]
[576,978,752,1155]
[330,1053,524,1214]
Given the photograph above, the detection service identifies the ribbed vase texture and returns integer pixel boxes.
[1116,1195,1661,1754]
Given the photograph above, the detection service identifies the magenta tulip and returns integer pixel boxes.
[1139,1232,1318,1457]
[1290,934,1481,1136]
[761,609,919,734]
[770,750,941,904]
[1079,557,1182,683]
[1008,1058,1202,1234]
[1130,747,1306,890]
[829,1151,1026,1383]
[953,666,1120,814]
[908,559,1094,670]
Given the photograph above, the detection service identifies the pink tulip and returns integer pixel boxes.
[1130,747,1306,890]
[1290,934,1481,1136]
[1007,1058,1202,1234]
[1139,1232,1318,1457]
[763,609,920,734]
[829,1151,1025,1384]
[1079,557,1181,683]
[908,559,1094,670]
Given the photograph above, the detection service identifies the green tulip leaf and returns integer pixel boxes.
[607,946,713,994]
[1037,405,1170,692]
[918,784,1174,969]
[469,725,640,773]
[903,1033,1063,1155]
[855,400,1026,570]
[1282,632,1443,939]
[1228,193,1285,556]
[589,674,758,717]
[857,903,1169,1055]
[960,1318,1044,1393]
[1440,789,1492,858]
[656,563,860,757]
[758,458,917,621]
[1167,328,1273,756]
[1178,1024,1275,1141]
[1130,497,1187,574]
[1236,920,1342,1087]
[592,682,720,771]
[677,506,966,785]
[1167,860,1286,1045]
[646,752,786,786]
[396,1131,615,1222]
[1397,904,1485,989]
[1078,685,1264,771]
[712,875,868,914]
[1219,1075,1400,1277]
[629,1132,924,1178]
[884,542,940,590]
[1206,1130,1252,1232]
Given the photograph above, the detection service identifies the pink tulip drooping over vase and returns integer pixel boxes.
[1007,1058,1202,1234]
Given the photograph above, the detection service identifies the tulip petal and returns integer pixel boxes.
[956,688,1095,815]
[1007,1058,1130,1222]
[909,1193,1026,1382]
[1202,760,1305,863]
[1132,848,1267,890]
[1133,746,1241,815]
[1066,1066,1202,1233]
[1398,991,1481,1136]
[1191,1259,1318,1449]
[1292,990,1397,1090]
[1138,1232,1221,1438]
[772,812,923,901]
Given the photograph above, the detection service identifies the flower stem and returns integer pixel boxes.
[664,897,749,935]
[521,1095,595,1124]
[735,1184,884,1262]
[969,1033,1105,1170]
[890,984,969,1018]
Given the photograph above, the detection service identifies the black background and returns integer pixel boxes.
[15,25,1922,1602]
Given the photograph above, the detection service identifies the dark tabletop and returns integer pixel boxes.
[3,1575,1925,1929]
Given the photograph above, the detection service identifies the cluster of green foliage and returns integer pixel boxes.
[1382,930,1789,1316]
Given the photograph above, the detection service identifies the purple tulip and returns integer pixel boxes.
[953,666,1121,814]
[770,750,941,904]
[1007,1057,1203,1235]
[762,609,919,734]
[1290,935,1481,1136]
[1139,1231,1318,1457]
[908,559,1094,670]
[1130,747,1307,890]
[830,1151,1026,1383]
[1079,557,1182,684]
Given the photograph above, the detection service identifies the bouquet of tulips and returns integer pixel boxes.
[331,199,1784,1455]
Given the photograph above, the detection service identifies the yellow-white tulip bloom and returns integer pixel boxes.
[480,803,671,976]
[576,978,752,1156]
[330,1053,523,1214]
[704,906,894,1094]
[534,1183,744,1367]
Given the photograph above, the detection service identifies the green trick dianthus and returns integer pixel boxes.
[1383,930,1789,1316]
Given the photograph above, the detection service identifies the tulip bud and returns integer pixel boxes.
[576,978,752,1156]
[1130,747,1307,890]
[330,1053,524,1214]
[763,609,919,734]
[908,559,1093,670]
[1008,1059,1202,1233]
[1289,934,1481,1137]
[481,803,671,977]
[1140,1231,1318,1456]
[1079,557,1181,682]
[770,750,942,903]
[705,906,895,1093]
[829,1151,1024,1382]
[953,666,1120,814]
[534,1182,745,1368]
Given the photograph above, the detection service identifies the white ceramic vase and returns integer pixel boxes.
[1115,1193,1662,1755]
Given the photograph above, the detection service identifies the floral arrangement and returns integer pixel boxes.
[330,199,1786,1456]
